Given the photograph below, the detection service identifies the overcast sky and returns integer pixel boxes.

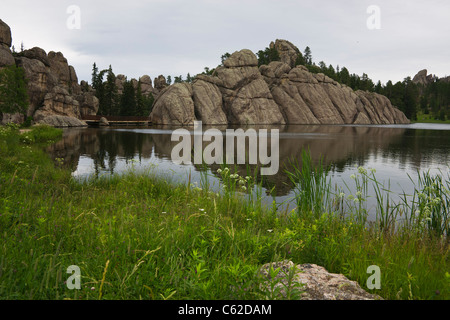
[2,0,449,85]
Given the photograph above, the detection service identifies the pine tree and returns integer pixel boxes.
[104,65,118,116]
[304,46,312,65]
[0,65,29,117]
[120,80,136,116]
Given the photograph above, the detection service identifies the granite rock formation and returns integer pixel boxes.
[0,19,98,127]
[150,41,410,125]
[259,261,382,300]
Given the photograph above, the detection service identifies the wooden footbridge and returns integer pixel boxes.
[81,115,151,126]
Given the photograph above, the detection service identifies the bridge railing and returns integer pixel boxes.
[81,115,151,121]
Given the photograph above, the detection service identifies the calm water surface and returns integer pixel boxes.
[47,123,450,220]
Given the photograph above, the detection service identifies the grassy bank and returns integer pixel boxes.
[413,112,450,124]
[0,125,448,300]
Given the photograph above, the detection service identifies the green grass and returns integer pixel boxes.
[413,112,450,124]
[0,125,448,300]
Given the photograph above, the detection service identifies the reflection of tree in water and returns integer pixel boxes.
[46,125,449,196]
[90,130,152,176]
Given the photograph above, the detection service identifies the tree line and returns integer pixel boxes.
[91,63,154,117]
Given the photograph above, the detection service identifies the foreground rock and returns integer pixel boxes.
[150,41,409,125]
[259,261,382,300]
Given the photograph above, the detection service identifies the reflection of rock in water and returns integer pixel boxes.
[46,128,91,171]
[46,128,155,175]
[151,125,407,196]
[46,125,408,195]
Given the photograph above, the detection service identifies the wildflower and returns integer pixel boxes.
[91,287,95,290]
[339,192,345,198]
[356,191,362,197]
[217,169,222,174]
[245,176,251,181]
[350,174,356,180]
[267,229,273,233]
[358,167,367,175]
[241,186,247,191]
[199,208,205,212]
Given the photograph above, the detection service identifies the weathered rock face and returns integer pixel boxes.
[154,75,168,92]
[0,20,98,126]
[0,44,15,68]
[412,69,434,86]
[150,43,409,125]
[0,19,12,48]
[192,77,228,124]
[33,86,84,125]
[262,60,410,125]
[150,49,286,125]
[36,115,87,127]
[0,20,14,68]
[139,75,153,95]
[270,39,300,68]
[150,83,196,125]
[74,91,99,117]
[0,112,24,125]
[259,261,382,300]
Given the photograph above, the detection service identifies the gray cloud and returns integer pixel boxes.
[2,0,449,85]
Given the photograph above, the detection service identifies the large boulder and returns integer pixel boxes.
[150,83,196,125]
[270,39,301,68]
[14,56,58,116]
[35,115,87,127]
[192,78,227,124]
[20,47,50,67]
[0,19,12,47]
[74,92,99,116]
[33,86,81,121]
[214,49,286,125]
[154,75,168,92]
[412,69,433,86]
[139,75,154,96]
[263,60,409,124]
[259,261,382,300]
[0,44,15,68]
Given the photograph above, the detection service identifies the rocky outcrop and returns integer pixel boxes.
[0,19,12,48]
[0,19,14,68]
[0,44,15,68]
[150,83,196,125]
[259,261,382,300]
[270,39,301,68]
[33,86,87,127]
[0,20,98,126]
[154,75,168,93]
[150,49,286,125]
[192,78,228,124]
[150,42,409,126]
[412,69,450,86]
[36,115,87,127]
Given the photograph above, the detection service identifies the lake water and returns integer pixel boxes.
[47,123,450,220]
